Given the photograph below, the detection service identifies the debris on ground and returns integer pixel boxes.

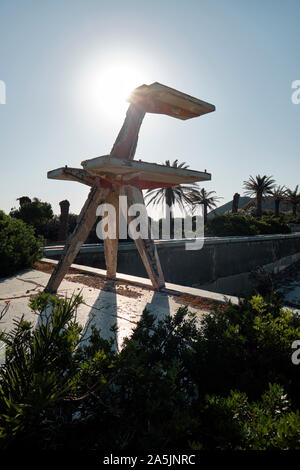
[176,294,230,312]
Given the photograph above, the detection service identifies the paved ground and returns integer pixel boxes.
[2,257,300,364]
[0,267,217,354]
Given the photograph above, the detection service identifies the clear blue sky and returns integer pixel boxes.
[1,0,300,217]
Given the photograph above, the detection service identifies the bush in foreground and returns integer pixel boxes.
[0,292,300,451]
[0,211,44,277]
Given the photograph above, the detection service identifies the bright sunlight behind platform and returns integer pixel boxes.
[78,60,146,119]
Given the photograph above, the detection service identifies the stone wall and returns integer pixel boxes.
[44,233,300,296]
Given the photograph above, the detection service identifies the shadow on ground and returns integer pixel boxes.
[145,290,170,322]
[81,280,118,349]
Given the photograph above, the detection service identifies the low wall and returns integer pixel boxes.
[44,233,300,296]
[290,224,300,233]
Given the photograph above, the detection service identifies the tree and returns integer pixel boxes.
[243,175,275,217]
[17,196,31,206]
[270,185,287,217]
[191,188,221,224]
[145,159,199,237]
[10,197,54,238]
[286,185,300,217]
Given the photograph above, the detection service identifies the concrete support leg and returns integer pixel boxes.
[103,189,119,279]
[44,179,109,293]
[120,185,165,291]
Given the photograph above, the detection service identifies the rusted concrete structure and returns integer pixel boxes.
[44,82,215,293]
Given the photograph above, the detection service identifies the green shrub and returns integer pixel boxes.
[0,211,44,277]
[282,213,300,224]
[10,197,53,239]
[196,384,300,450]
[1,292,300,451]
[205,214,257,236]
[254,215,290,234]
[205,213,291,237]
[191,294,300,403]
[0,293,83,445]
[44,213,80,243]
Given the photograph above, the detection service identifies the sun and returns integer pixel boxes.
[98,65,143,110]
[78,61,145,120]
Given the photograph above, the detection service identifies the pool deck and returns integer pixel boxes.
[0,259,239,352]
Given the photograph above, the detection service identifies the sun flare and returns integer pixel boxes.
[79,61,146,119]
[98,65,142,109]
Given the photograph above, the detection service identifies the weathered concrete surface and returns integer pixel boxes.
[290,224,300,233]
[0,268,215,352]
[44,181,110,294]
[80,155,211,186]
[120,185,165,290]
[41,258,240,305]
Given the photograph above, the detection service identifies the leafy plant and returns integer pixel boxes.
[145,159,201,237]
[1,292,300,451]
[0,211,44,276]
[205,213,257,236]
[285,185,300,217]
[191,294,300,403]
[205,213,290,237]
[0,293,83,447]
[243,175,275,217]
[10,197,54,238]
[195,384,300,450]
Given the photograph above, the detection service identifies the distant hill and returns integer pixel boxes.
[208,197,294,217]
[208,197,251,217]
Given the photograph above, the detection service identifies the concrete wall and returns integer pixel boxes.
[290,224,300,233]
[44,233,300,296]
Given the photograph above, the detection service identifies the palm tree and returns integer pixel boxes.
[270,185,287,217]
[286,185,300,217]
[243,174,275,217]
[145,159,200,237]
[190,188,222,224]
